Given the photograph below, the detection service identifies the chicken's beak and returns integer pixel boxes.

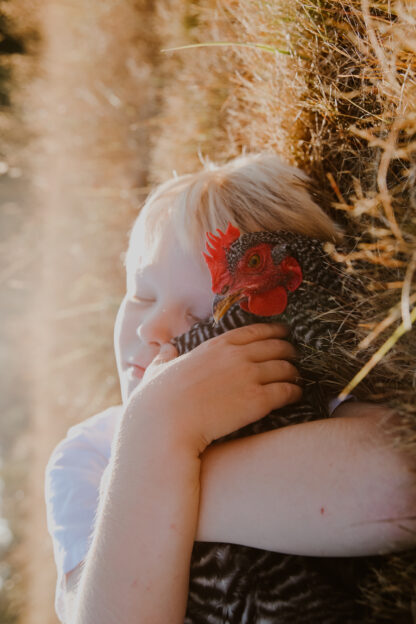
[213,290,245,323]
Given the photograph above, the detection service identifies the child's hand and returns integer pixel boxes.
[127,323,302,455]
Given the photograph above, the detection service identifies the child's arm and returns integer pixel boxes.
[196,400,416,556]
[73,409,202,624]
[65,399,415,621]
[71,323,301,624]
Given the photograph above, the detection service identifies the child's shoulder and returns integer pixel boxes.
[45,404,123,522]
[45,405,123,582]
[46,404,123,468]
[64,403,123,443]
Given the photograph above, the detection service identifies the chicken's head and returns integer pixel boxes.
[203,223,303,322]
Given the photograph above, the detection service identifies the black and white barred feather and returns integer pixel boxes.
[171,233,373,623]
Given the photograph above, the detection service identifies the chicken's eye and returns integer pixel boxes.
[248,253,261,268]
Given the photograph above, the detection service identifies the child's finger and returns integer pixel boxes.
[151,343,178,365]
[256,360,300,385]
[245,338,298,363]
[226,322,289,346]
[262,382,303,412]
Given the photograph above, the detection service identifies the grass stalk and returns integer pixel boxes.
[339,305,416,400]
[161,41,294,56]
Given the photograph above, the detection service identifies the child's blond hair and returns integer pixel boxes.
[126,152,341,272]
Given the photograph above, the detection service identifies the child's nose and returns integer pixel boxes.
[137,307,190,346]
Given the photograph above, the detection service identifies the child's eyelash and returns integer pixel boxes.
[131,295,155,303]
[130,297,204,322]
[188,312,202,322]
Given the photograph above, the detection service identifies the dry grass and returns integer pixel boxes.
[7,1,160,622]
[0,3,41,622]
[152,0,416,400]
[148,0,233,181]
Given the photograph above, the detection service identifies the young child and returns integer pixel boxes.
[45,153,416,623]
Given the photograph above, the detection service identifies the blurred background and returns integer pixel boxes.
[0,1,415,622]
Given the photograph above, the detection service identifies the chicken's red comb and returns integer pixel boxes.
[203,222,241,292]
[203,222,240,270]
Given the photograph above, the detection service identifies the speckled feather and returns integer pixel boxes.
[171,232,373,623]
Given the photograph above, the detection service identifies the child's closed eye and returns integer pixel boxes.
[130,295,155,304]
[188,312,204,323]
[128,293,207,323]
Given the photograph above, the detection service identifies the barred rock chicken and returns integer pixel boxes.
[171,223,374,624]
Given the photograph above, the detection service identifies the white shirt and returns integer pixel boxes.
[45,397,352,622]
[44,405,123,622]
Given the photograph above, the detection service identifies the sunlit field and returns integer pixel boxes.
[1,1,415,622]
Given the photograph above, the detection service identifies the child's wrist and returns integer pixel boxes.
[121,396,204,460]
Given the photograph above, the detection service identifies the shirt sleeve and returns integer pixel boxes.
[328,393,355,416]
[44,405,122,622]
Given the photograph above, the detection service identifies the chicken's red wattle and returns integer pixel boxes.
[240,286,288,316]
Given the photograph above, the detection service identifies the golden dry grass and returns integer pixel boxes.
[8,1,160,622]
[153,3,416,386]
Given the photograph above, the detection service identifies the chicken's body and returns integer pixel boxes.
[174,311,372,623]
[171,226,375,623]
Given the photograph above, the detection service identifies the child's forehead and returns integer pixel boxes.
[126,213,209,274]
